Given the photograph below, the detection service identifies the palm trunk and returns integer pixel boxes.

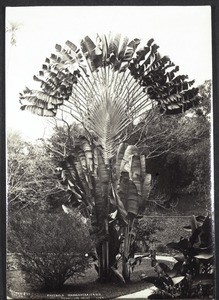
[98,244,104,281]
[98,219,110,282]
[105,219,109,278]
[122,225,130,281]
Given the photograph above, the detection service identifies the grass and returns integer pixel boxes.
[7,258,157,299]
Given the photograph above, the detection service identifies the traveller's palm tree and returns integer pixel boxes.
[20,33,200,282]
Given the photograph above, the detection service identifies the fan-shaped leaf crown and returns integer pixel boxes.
[20,32,201,162]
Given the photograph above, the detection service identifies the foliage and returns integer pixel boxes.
[141,215,214,299]
[137,80,211,211]
[133,217,194,255]
[7,130,64,212]
[19,33,201,282]
[8,208,93,291]
[7,129,77,214]
[45,120,84,161]
[6,21,23,46]
[134,217,164,252]
[196,79,211,116]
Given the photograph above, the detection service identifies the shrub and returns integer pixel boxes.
[134,217,164,252]
[134,216,193,254]
[8,209,93,291]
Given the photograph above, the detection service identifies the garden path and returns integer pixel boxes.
[116,285,157,299]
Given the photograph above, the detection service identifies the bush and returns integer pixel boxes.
[8,209,93,291]
[134,217,164,252]
[134,217,192,254]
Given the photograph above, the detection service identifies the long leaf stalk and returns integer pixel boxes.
[80,67,101,98]
[113,69,130,98]
[124,79,144,102]
[122,216,135,282]
[115,75,135,103]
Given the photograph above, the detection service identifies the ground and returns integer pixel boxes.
[7,257,160,299]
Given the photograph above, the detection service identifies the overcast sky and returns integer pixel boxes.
[6,6,212,141]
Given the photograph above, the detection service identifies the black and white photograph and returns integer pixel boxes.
[5,5,214,299]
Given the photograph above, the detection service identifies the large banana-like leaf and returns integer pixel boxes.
[59,137,123,225]
[19,87,63,116]
[20,104,56,117]
[59,142,108,228]
[115,142,128,180]
[117,143,151,216]
[140,173,152,212]
[59,138,151,223]
[20,33,201,164]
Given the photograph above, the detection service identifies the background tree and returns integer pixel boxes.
[141,80,211,213]
[19,33,201,282]
[7,130,65,212]
[6,21,23,46]
[43,118,84,161]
